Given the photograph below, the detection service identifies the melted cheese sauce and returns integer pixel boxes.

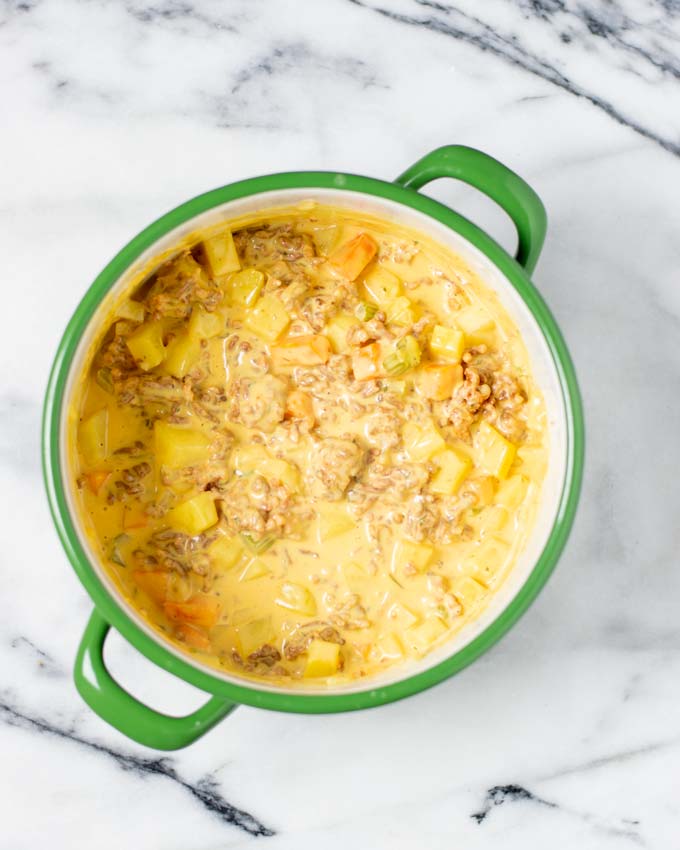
[71,203,548,686]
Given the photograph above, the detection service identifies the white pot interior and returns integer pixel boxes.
[62,188,568,696]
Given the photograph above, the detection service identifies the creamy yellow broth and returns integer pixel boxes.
[72,204,548,685]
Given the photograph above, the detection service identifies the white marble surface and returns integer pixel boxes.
[1,0,680,847]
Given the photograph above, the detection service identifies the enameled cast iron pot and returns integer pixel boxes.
[43,146,584,750]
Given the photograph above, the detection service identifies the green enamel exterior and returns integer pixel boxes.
[42,146,584,750]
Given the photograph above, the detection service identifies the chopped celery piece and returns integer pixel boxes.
[240,533,276,554]
[95,368,114,394]
[355,301,378,321]
[383,335,421,376]
[109,533,130,567]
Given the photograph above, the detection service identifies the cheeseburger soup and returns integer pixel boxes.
[73,205,548,684]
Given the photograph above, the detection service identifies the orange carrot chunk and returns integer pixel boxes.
[418,363,463,401]
[164,595,220,629]
[285,389,315,426]
[133,570,170,604]
[329,233,378,281]
[175,623,212,651]
[85,470,110,495]
[351,342,385,381]
[271,334,331,369]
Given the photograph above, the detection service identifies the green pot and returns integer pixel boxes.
[43,146,584,750]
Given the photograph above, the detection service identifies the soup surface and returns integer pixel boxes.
[73,204,548,686]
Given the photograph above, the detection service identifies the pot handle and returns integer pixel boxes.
[394,145,547,275]
[74,610,236,750]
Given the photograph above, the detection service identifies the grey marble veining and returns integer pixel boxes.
[1,0,679,848]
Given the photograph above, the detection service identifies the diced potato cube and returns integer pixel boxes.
[275,582,317,616]
[382,378,408,396]
[429,448,472,496]
[167,492,218,535]
[80,408,109,467]
[115,300,145,323]
[204,229,241,276]
[164,594,220,629]
[402,420,445,462]
[225,268,264,308]
[324,313,359,354]
[239,558,270,582]
[329,233,378,280]
[374,633,404,661]
[417,363,463,401]
[517,447,547,481]
[285,390,315,428]
[471,505,509,536]
[352,341,385,381]
[209,536,244,570]
[476,421,516,480]
[391,539,434,574]
[304,640,341,677]
[188,305,224,340]
[271,334,331,370]
[312,225,341,256]
[385,296,415,326]
[244,294,291,342]
[318,504,355,542]
[455,304,496,345]
[464,538,509,583]
[235,617,275,657]
[363,266,401,305]
[342,561,369,593]
[155,422,212,468]
[230,444,270,474]
[453,575,488,610]
[429,325,465,361]
[495,474,529,509]
[259,458,300,493]
[163,331,201,378]
[386,600,420,630]
[405,616,448,656]
[133,570,169,604]
[126,321,166,370]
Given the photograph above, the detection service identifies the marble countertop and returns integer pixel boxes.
[2,0,679,847]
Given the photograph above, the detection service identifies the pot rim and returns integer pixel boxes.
[43,168,584,714]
